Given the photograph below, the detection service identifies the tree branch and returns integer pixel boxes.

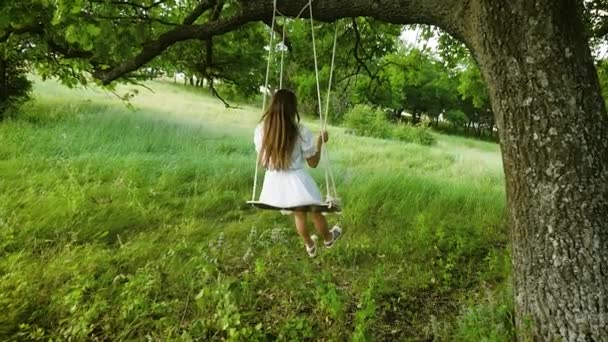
[88,0,171,12]
[351,18,375,79]
[213,72,240,86]
[336,67,361,84]
[93,0,465,84]
[92,14,179,26]
[196,1,236,107]
[47,40,94,59]
[0,23,44,43]
[183,0,217,25]
[209,81,239,108]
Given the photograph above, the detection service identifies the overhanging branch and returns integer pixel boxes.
[0,23,44,43]
[183,0,217,25]
[88,0,171,12]
[93,0,465,84]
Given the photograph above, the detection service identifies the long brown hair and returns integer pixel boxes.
[260,89,301,170]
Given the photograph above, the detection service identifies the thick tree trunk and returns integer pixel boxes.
[467,1,608,339]
[0,56,6,106]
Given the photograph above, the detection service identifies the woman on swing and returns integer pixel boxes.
[254,89,343,258]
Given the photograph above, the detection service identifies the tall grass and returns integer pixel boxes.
[0,79,512,340]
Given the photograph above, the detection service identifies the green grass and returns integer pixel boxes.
[0,79,513,341]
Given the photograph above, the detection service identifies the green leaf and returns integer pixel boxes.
[86,24,101,37]
[70,0,84,14]
[82,38,94,51]
[64,24,81,44]
[51,2,65,26]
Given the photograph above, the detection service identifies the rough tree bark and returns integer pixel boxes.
[463,1,608,339]
[11,0,605,339]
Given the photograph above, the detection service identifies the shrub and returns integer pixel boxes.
[343,104,371,135]
[345,105,437,145]
[370,109,393,139]
[445,109,469,128]
[393,124,417,143]
[393,124,436,146]
[413,125,436,146]
[344,104,392,139]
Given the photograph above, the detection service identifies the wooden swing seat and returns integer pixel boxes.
[246,200,342,213]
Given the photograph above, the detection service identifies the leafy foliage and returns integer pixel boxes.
[0,1,506,139]
[387,48,457,123]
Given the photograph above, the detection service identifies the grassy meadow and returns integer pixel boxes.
[0,79,513,341]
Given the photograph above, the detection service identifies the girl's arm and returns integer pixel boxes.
[306,131,329,168]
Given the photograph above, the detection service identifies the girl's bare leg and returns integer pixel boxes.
[311,212,333,242]
[294,211,314,247]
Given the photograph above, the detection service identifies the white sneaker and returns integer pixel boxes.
[324,225,343,249]
[306,238,317,258]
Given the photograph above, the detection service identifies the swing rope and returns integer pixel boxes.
[324,23,340,201]
[308,1,339,203]
[251,0,278,202]
[307,0,329,200]
[251,0,340,206]
[279,20,286,88]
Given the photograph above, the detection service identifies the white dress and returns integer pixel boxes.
[254,123,325,209]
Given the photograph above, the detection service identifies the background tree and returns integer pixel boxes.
[275,17,401,120]
[0,40,32,119]
[457,61,494,137]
